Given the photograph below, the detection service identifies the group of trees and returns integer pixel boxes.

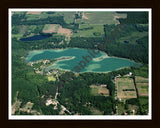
[96,23,149,64]
[12,14,65,26]
[56,72,116,115]
[69,37,105,49]
[117,12,148,24]
[12,47,58,113]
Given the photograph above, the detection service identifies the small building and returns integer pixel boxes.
[129,72,132,76]
[118,98,121,101]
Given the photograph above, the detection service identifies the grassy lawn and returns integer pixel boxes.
[116,77,137,99]
[72,24,104,37]
[48,76,56,81]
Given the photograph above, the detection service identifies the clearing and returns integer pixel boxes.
[116,77,137,99]
[42,24,60,33]
[135,76,149,96]
[42,24,72,40]
[57,26,72,37]
[12,91,22,115]
[90,107,103,115]
[90,84,109,97]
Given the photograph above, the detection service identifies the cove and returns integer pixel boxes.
[20,34,52,41]
[25,48,142,73]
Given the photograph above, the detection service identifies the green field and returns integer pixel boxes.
[116,77,137,99]
[135,76,149,96]
[135,76,149,83]
[72,24,104,37]
[60,12,75,24]
[25,11,58,20]
[90,85,109,97]
[76,12,127,25]
[137,84,148,96]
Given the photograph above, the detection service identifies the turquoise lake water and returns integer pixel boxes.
[25,48,141,73]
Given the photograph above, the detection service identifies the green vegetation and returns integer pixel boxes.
[76,12,127,25]
[72,24,104,37]
[98,24,149,64]
[139,96,149,114]
[48,76,56,81]
[117,12,148,24]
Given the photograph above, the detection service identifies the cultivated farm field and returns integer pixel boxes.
[135,76,149,96]
[116,77,137,99]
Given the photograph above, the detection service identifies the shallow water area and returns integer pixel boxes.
[25,48,141,73]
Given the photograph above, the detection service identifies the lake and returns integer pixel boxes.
[25,48,141,73]
[20,35,51,41]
